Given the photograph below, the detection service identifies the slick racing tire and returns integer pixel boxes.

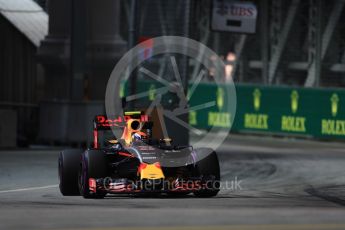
[79,150,107,199]
[193,148,220,197]
[58,149,83,196]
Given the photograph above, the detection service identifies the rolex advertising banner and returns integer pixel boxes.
[233,85,345,138]
[132,80,345,139]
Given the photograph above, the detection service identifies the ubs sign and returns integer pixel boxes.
[211,0,257,33]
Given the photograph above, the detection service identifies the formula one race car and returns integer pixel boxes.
[58,111,220,198]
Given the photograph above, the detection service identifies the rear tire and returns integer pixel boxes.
[58,149,82,196]
[79,150,107,199]
[193,148,220,197]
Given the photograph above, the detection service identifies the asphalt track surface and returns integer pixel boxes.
[1,135,345,230]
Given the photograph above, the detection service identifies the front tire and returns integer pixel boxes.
[78,150,107,199]
[58,149,83,196]
[193,148,220,197]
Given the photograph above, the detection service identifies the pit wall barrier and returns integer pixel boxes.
[133,80,345,139]
[38,101,104,144]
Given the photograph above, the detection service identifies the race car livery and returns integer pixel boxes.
[58,111,220,198]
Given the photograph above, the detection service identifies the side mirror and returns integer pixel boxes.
[159,138,172,145]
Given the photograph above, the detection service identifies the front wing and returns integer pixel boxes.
[89,176,217,194]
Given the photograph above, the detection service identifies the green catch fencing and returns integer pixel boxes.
[128,80,345,139]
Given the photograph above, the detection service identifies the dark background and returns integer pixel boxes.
[1,0,344,147]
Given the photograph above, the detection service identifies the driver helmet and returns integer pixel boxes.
[132,133,142,141]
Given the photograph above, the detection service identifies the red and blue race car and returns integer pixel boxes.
[58,111,220,198]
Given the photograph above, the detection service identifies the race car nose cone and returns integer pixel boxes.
[139,163,165,180]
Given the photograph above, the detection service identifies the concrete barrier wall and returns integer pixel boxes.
[38,82,345,144]
[0,109,17,147]
[38,101,104,144]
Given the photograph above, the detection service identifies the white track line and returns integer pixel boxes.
[0,184,58,194]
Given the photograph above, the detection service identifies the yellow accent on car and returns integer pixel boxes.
[108,139,118,144]
[140,164,165,180]
[162,138,172,142]
[124,111,141,115]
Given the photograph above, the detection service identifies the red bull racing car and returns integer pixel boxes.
[58,111,220,198]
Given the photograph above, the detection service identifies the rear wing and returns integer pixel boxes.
[93,112,150,131]
[92,111,151,148]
